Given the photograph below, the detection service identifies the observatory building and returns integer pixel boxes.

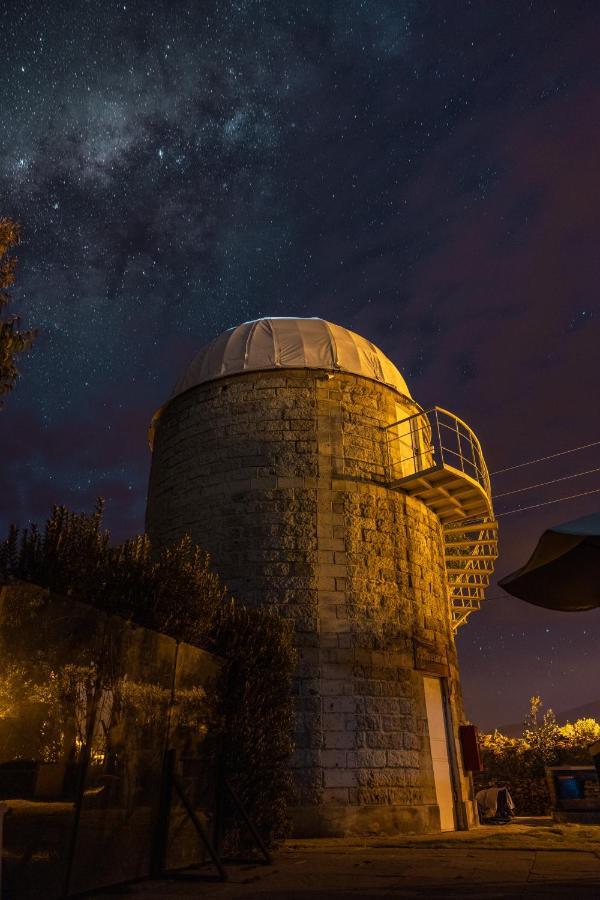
[146,317,498,836]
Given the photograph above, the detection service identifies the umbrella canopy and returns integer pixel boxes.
[499,512,600,612]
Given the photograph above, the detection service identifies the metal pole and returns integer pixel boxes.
[172,770,228,881]
[152,640,180,878]
[63,630,107,898]
[0,803,8,898]
[214,755,225,857]
[152,748,175,878]
[224,778,272,864]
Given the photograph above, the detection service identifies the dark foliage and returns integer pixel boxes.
[0,501,296,846]
[0,500,225,644]
[212,601,296,847]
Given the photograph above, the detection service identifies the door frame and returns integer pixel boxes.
[439,677,468,831]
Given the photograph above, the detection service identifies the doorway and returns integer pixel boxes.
[423,675,456,831]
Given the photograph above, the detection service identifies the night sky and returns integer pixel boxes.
[1,1,599,730]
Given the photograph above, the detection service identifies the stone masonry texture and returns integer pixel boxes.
[146,369,473,836]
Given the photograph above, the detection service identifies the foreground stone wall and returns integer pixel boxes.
[146,369,471,834]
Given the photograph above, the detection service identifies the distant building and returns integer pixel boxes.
[146,317,497,835]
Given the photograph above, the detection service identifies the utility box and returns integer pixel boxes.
[459,725,483,772]
[590,740,600,780]
[546,765,600,824]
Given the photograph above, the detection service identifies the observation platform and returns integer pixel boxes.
[385,407,492,525]
[385,407,498,630]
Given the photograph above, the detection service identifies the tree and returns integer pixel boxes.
[0,217,35,404]
[522,694,561,772]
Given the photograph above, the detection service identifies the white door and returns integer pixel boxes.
[423,675,456,831]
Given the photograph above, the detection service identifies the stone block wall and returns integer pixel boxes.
[146,368,471,835]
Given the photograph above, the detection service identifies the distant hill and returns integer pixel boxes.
[556,699,600,724]
[495,699,600,738]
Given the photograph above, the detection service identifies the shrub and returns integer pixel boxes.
[213,601,295,847]
[0,501,225,645]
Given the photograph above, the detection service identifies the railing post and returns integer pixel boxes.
[434,410,443,467]
[455,418,465,472]
[468,432,477,481]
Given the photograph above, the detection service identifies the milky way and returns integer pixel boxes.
[1,0,599,728]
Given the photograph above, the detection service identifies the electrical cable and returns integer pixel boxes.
[462,445,600,604]
[493,466,600,499]
[490,439,600,476]
[496,486,600,518]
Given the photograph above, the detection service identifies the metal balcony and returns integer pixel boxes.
[385,407,492,524]
[384,408,498,630]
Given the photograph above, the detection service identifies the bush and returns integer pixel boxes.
[475,696,600,815]
[0,501,296,847]
[213,601,295,847]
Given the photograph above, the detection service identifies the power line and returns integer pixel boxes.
[491,439,600,476]
[496,486,600,518]
[493,466,600,499]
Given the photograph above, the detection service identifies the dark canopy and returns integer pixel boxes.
[499,512,600,612]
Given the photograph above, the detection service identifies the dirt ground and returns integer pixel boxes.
[91,818,600,899]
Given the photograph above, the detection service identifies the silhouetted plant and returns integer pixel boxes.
[0,500,225,644]
[522,694,561,775]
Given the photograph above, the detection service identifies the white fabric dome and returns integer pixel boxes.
[171,317,411,399]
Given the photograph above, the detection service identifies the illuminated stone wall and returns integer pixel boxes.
[146,369,472,835]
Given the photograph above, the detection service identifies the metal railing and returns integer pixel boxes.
[385,406,492,501]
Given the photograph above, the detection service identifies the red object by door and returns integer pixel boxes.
[459,724,483,772]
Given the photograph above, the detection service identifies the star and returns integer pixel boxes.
[1,0,599,731]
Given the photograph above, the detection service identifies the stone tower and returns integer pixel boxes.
[146,317,497,836]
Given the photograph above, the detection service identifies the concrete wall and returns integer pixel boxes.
[146,369,472,835]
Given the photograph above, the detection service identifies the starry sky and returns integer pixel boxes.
[1,0,599,730]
